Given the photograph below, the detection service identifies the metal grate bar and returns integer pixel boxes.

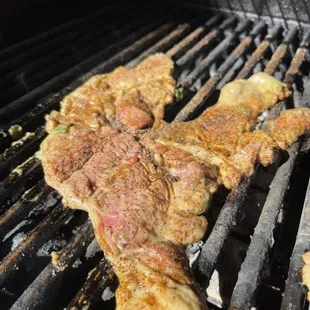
[65,259,114,310]
[176,16,237,67]
[10,221,94,310]
[0,181,52,239]
[0,5,128,76]
[0,126,45,178]
[198,177,252,280]
[0,23,173,128]
[0,157,42,208]
[166,15,223,58]
[0,14,147,99]
[280,177,310,310]
[179,19,252,88]
[0,203,73,287]
[236,24,283,79]
[127,23,193,67]
[229,143,300,309]
[174,20,267,122]
[283,30,310,86]
[0,24,168,123]
[275,0,289,29]
[264,27,298,75]
[0,4,120,61]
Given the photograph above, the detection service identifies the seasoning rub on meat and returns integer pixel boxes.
[40,53,310,310]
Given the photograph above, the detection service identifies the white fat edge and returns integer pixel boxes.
[102,286,115,301]
[11,232,27,251]
[3,220,31,241]
[11,132,35,147]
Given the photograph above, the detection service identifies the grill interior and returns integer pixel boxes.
[0,2,310,310]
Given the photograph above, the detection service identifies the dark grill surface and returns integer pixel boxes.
[0,4,310,310]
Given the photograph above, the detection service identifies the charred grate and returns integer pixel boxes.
[0,5,310,310]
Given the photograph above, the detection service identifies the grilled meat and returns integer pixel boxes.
[40,54,310,310]
[45,53,175,133]
[144,73,292,189]
[41,126,207,309]
[265,107,310,149]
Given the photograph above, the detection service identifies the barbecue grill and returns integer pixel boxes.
[0,1,309,309]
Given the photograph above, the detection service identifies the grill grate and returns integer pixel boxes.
[0,7,309,310]
[281,177,310,310]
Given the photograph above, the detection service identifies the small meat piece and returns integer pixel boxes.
[302,251,310,301]
[45,53,175,133]
[266,107,310,149]
[230,130,278,176]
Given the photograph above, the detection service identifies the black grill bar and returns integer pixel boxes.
[176,16,237,67]
[0,22,171,127]
[179,18,251,87]
[236,23,282,79]
[65,259,114,310]
[0,5,127,77]
[0,4,119,62]
[264,27,298,75]
[280,177,310,310]
[229,143,300,309]
[0,14,146,104]
[198,177,252,280]
[127,23,193,67]
[166,15,223,59]
[10,221,94,310]
[174,20,266,122]
[0,203,73,287]
[284,30,310,86]
[0,126,45,178]
[0,181,53,239]
[0,157,42,208]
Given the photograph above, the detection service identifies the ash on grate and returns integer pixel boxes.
[206,236,248,308]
